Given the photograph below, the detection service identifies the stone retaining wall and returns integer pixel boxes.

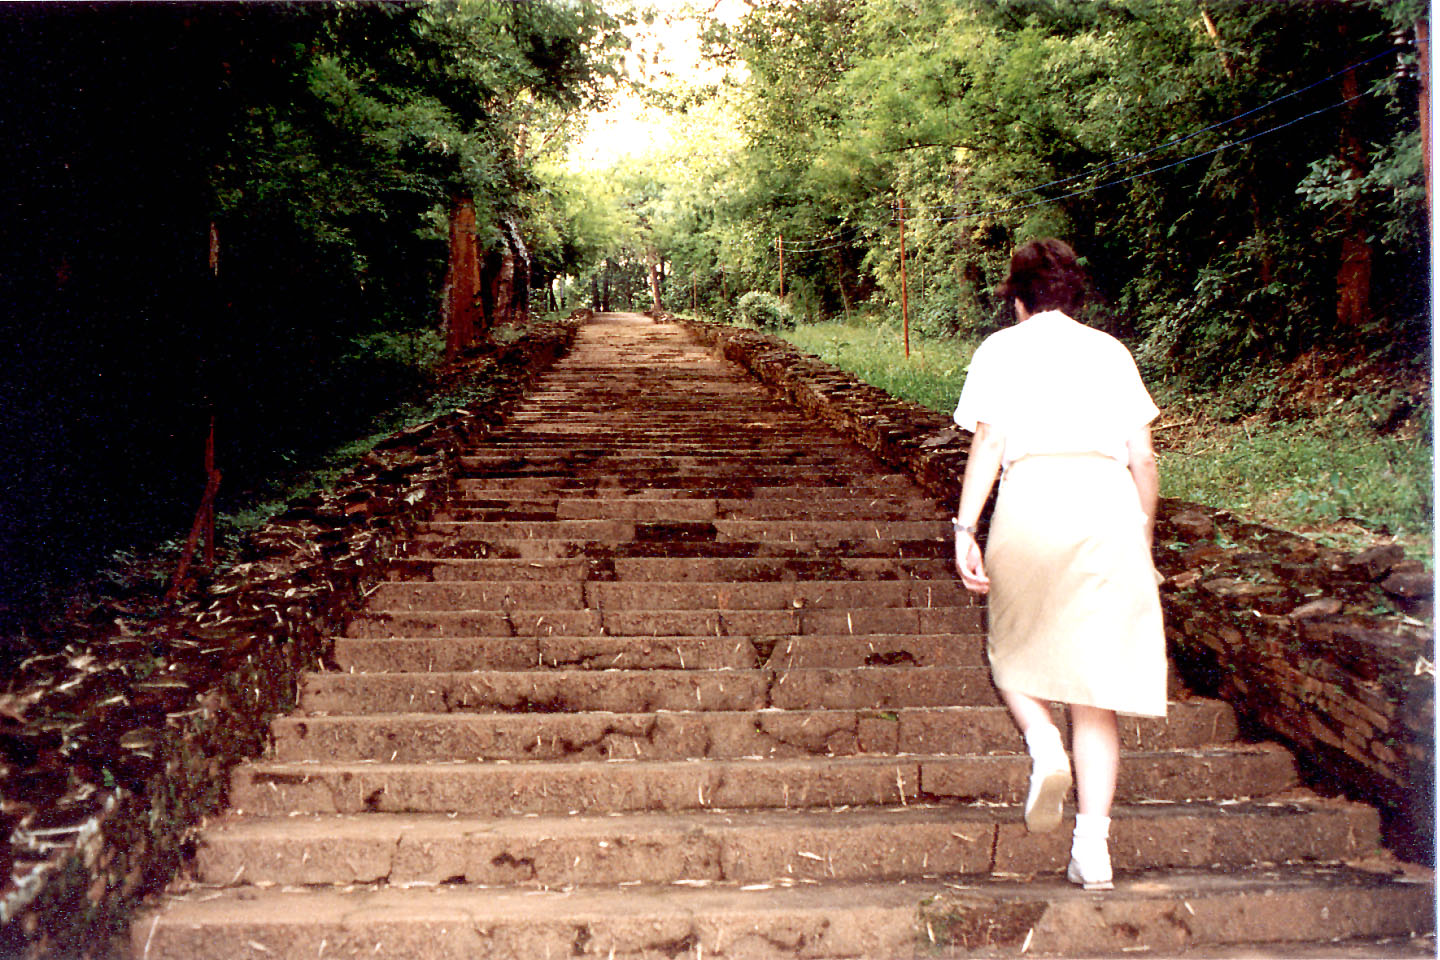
[0,317,583,958]
[674,315,1435,864]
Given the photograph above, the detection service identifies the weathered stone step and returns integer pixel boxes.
[458,455,890,476]
[454,479,919,497]
[272,702,1237,763]
[473,440,866,455]
[297,666,999,714]
[381,556,955,584]
[193,799,1379,888]
[331,633,984,672]
[402,535,949,562]
[135,865,1431,960]
[434,497,947,522]
[345,604,981,637]
[227,747,1298,816]
[365,579,970,613]
[453,467,918,488]
[414,518,950,542]
[917,865,1434,957]
[499,422,827,433]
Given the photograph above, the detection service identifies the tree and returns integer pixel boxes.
[679,0,1426,377]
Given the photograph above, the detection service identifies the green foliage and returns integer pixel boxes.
[736,290,794,329]
[1158,403,1433,553]
[657,0,1429,380]
[776,317,977,416]
[0,1,634,608]
[777,316,1430,557]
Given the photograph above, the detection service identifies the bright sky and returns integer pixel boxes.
[570,0,746,168]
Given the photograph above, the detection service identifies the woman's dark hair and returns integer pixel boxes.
[997,238,1088,314]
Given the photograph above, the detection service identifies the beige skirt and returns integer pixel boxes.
[985,454,1167,718]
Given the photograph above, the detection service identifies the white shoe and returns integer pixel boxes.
[1068,821,1114,890]
[1022,752,1072,833]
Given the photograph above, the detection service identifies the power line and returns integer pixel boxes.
[903,46,1399,214]
[771,46,1401,249]
[905,81,1382,226]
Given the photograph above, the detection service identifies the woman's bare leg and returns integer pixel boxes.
[1069,704,1119,816]
[1000,688,1055,734]
[1000,689,1071,832]
[1067,703,1118,889]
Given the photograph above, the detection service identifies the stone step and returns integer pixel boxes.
[192,799,1380,888]
[457,455,891,477]
[330,633,985,672]
[433,497,948,522]
[454,459,896,480]
[411,518,951,543]
[917,865,1435,957]
[491,412,822,425]
[453,479,920,497]
[344,605,981,638]
[272,701,1237,763]
[469,441,867,456]
[364,579,971,613]
[296,666,1000,714]
[401,535,949,562]
[381,557,956,583]
[227,747,1298,816]
[134,865,1432,960]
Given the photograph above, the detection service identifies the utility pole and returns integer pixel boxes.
[776,235,785,300]
[897,197,911,359]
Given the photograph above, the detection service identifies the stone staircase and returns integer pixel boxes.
[134,314,1432,958]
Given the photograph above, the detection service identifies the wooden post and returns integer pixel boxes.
[832,248,852,321]
[897,198,911,359]
[777,235,785,300]
[168,415,223,600]
[202,415,216,568]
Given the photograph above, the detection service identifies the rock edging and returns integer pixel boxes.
[0,317,583,958]
[673,314,1434,864]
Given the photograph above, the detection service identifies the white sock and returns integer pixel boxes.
[1069,812,1114,887]
[1072,812,1111,844]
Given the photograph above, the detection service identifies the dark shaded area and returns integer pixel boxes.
[0,2,442,633]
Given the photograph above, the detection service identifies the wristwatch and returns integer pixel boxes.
[951,518,976,536]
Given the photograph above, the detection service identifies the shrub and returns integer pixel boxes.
[736,290,794,328]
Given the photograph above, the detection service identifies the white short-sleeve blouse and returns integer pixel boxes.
[952,310,1158,468]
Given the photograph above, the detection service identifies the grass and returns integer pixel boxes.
[759,314,1433,564]
[773,317,979,414]
[1152,395,1433,562]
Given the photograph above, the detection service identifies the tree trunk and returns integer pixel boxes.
[601,260,612,312]
[442,197,481,360]
[647,250,663,313]
[491,246,516,327]
[1335,54,1373,328]
[505,215,531,325]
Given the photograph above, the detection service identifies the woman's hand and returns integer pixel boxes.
[953,421,1004,597]
[955,531,990,595]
